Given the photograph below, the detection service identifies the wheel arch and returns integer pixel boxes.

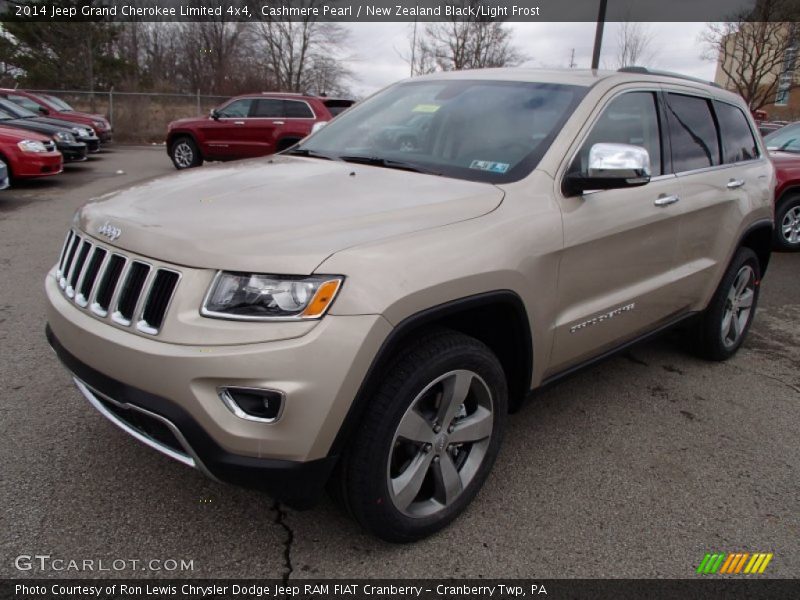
[776,185,800,208]
[327,290,533,458]
[275,136,302,152]
[167,130,201,155]
[738,218,773,276]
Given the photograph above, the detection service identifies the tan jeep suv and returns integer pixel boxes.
[45,68,774,542]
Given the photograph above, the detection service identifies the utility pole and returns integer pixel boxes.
[591,0,608,70]
[569,48,577,68]
[410,18,417,76]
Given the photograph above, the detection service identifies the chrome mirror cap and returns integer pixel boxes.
[588,143,651,180]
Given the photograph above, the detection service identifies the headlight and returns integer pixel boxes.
[202,272,343,320]
[17,140,48,153]
[53,131,75,142]
[93,120,104,129]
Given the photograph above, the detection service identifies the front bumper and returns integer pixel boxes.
[78,135,101,153]
[45,272,391,506]
[13,152,62,178]
[97,130,112,143]
[57,141,88,161]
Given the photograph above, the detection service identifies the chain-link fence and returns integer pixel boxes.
[27,89,230,144]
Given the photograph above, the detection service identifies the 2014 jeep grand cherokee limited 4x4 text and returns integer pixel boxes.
[46,68,774,542]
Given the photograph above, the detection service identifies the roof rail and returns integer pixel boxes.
[261,91,304,96]
[618,66,722,89]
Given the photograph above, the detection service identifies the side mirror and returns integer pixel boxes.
[38,106,49,115]
[564,143,651,195]
[210,108,220,120]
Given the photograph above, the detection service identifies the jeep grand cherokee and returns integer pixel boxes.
[46,68,774,542]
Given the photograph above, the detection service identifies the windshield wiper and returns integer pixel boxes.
[339,155,441,176]
[283,147,340,161]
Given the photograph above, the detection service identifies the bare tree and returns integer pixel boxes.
[407,1,524,74]
[701,0,800,111]
[253,1,353,94]
[612,22,658,69]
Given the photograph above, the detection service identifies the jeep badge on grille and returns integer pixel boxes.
[97,221,121,242]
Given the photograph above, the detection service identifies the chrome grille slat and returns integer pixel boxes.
[55,230,180,336]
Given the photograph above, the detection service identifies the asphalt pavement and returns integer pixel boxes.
[1,147,798,579]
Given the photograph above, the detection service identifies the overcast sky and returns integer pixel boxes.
[342,22,717,96]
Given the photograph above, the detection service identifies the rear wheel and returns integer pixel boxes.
[774,194,800,251]
[170,136,202,169]
[337,330,507,542]
[691,247,761,361]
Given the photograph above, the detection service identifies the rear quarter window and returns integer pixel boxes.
[714,101,760,163]
[665,93,720,172]
[284,101,314,119]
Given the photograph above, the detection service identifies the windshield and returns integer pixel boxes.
[0,108,14,120]
[0,99,36,118]
[295,79,586,183]
[37,94,74,111]
[764,123,800,153]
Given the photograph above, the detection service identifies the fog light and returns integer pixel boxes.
[219,387,284,423]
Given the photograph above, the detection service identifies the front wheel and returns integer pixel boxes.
[774,194,800,251]
[170,136,203,169]
[691,247,761,361]
[338,330,507,542]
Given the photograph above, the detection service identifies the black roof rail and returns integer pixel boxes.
[618,66,722,89]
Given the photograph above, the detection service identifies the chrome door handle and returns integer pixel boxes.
[654,195,680,207]
[234,120,245,125]
[727,179,745,189]
[273,121,285,125]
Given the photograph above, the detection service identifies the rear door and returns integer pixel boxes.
[278,99,317,145]
[663,89,771,309]
[550,89,685,371]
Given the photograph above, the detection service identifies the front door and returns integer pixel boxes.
[549,90,684,372]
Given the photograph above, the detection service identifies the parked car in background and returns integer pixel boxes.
[0,125,62,181]
[0,99,99,153]
[0,88,112,143]
[0,103,87,161]
[758,121,788,136]
[166,92,354,169]
[764,122,800,251]
[0,159,9,189]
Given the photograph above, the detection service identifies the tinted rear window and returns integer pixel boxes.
[715,102,759,163]
[665,93,720,172]
[252,99,283,118]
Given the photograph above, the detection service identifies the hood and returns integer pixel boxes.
[0,118,68,135]
[78,156,504,273]
[169,116,206,129]
[0,125,50,142]
[37,117,94,133]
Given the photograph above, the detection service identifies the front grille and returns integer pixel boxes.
[56,230,180,335]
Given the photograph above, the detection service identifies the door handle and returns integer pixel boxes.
[654,195,680,207]
[273,121,285,125]
[727,179,745,189]
[234,120,245,125]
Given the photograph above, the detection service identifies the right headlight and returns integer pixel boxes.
[201,272,344,321]
[17,140,48,153]
[53,131,76,143]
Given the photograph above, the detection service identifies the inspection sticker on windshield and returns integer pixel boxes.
[470,160,510,173]
[412,103,440,113]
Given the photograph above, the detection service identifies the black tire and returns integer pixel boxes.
[170,136,203,169]
[691,247,761,361]
[773,194,800,252]
[336,329,507,542]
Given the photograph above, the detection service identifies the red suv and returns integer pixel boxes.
[0,89,112,143]
[166,93,353,169]
[764,122,800,251]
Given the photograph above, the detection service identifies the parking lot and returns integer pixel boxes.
[1,146,798,579]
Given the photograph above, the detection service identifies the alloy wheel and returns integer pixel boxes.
[173,142,194,168]
[721,264,755,348]
[387,369,494,518]
[781,206,800,245]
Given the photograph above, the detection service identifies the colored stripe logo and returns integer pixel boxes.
[697,552,773,574]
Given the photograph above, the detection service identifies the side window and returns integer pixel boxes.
[251,99,283,118]
[217,99,252,118]
[665,93,720,172]
[8,94,42,112]
[715,102,759,163]
[284,100,314,119]
[570,92,663,176]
